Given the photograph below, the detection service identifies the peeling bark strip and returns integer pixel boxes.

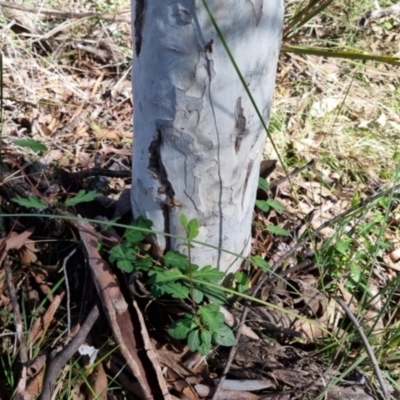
[78,221,171,400]
[234,97,247,153]
[131,0,284,273]
[134,0,146,56]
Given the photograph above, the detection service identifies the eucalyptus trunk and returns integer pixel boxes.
[131,0,283,274]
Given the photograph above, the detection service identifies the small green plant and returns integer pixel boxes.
[255,178,290,236]
[168,303,235,355]
[110,215,235,354]
[12,190,100,210]
[14,139,47,152]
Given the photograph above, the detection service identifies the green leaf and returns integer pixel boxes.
[116,259,134,273]
[148,268,183,283]
[187,218,200,240]
[212,324,235,347]
[266,225,290,236]
[125,229,146,244]
[192,265,224,283]
[180,214,188,229]
[64,190,100,207]
[200,329,212,349]
[134,216,153,230]
[125,217,153,243]
[250,255,271,272]
[187,330,201,352]
[335,239,350,256]
[234,272,250,292]
[162,281,190,299]
[12,196,48,210]
[198,305,224,331]
[192,288,204,303]
[199,284,227,305]
[197,342,211,355]
[266,198,286,211]
[14,139,47,152]
[255,200,270,212]
[168,316,196,339]
[351,191,361,207]
[163,250,189,270]
[258,177,270,191]
[109,243,136,272]
[133,255,153,271]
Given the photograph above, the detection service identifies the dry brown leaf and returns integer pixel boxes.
[5,228,34,251]
[31,270,52,298]
[87,363,108,400]
[19,241,38,265]
[25,370,44,400]
[27,354,47,378]
[29,293,65,346]
[290,279,326,316]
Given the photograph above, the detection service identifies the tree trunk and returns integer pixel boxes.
[131,0,283,274]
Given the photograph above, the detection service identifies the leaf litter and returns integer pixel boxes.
[1,1,400,399]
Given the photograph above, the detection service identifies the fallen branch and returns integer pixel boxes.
[59,167,131,180]
[4,259,28,400]
[359,3,400,26]
[336,298,392,399]
[0,1,130,23]
[211,306,250,400]
[39,303,100,400]
[78,220,171,400]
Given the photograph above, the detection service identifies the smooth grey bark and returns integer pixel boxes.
[131,0,283,274]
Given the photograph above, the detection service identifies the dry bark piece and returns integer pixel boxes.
[29,293,65,346]
[195,384,262,400]
[40,304,100,400]
[78,220,171,400]
[86,363,108,400]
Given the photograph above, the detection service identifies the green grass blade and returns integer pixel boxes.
[282,44,400,66]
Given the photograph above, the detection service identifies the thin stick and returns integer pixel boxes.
[211,306,250,400]
[0,1,130,23]
[60,167,131,180]
[39,303,100,400]
[59,248,76,340]
[4,258,28,400]
[336,298,391,400]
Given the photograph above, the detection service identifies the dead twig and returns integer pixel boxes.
[39,303,100,400]
[269,159,316,190]
[59,248,77,340]
[359,3,400,26]
[336,298,392,400]
[4,258,28,400]
[211,306,250,400]
[0,1,130,23]
[59,167,131,180]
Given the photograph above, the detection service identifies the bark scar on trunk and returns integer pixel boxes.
[148,129,176,205]
[148,127,177,247]
[234,97,248,153]
[242,159,254,208]
[247,0,264,27]
[134,0,146,56]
